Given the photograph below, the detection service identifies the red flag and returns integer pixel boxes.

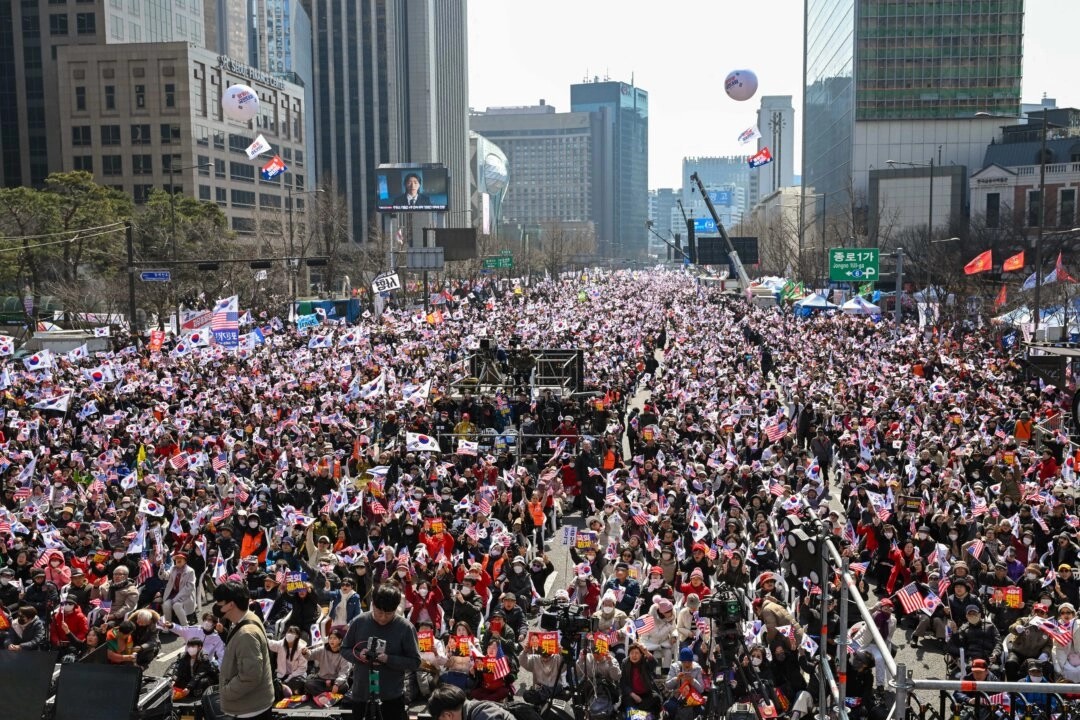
[1055,251,1077,283]
[964,250,992,275]
[1002,250,1024,272]
[994,284,1007,309]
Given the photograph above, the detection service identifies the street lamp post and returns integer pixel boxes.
[286,186,324,317]
[167,160,212,333]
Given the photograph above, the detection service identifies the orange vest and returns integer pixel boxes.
[528,501,546,527]
[602,449,616,471]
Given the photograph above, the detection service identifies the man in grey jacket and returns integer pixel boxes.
[342,584,421,720]
[213,581,275,720]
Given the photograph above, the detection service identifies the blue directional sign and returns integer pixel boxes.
[693,218,718,234]
[139,270,171,282]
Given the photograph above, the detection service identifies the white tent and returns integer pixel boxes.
[840,295,881,315]
[793,292,838,309]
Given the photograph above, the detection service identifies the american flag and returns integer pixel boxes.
[968,539,986,561]
[894,583,924,615]
[235,485,250,504]
[137,556,154,584]
[0,520,9,536]
[87,477,106,495]
[768,482,786,497]
[369,499,386,515]
[169,453,189,471]
[489,646,510,680]
[986,693,1010,711]
[843,522,858,544]
[13,486,31,501]
[476,497,492,516]
[875,506,892,522]
[765,422,787,443]
[633,614,656,635]
[939,577,951,597]
[994,427,1007,441]
[848,562,868,575]
[630,506,649,526]
[1035,618,1074,646]
[211,453,228,472]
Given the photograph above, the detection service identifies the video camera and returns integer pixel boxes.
[698,583,746,628]
[537,598,599,635]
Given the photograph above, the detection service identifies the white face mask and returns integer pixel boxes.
[1027,573,1038,581]
[513,566,523,574]
[883,532,894,539]
[418,588,428,597]
[113,551,125,560]
[203,621,215,631]
[248,520,259,528]
[948,533,958,541]
[1024,537,1033,545]
[461,587,472,596]
[602,606,614,616]
[285,633,298,643]
[187,646,200,656]
[751,657,763,667]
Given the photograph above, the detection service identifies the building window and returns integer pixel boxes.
[73,155,93,172]
[104,85,115,110]
[102,155,122,176]
[197,156,210,175]
[75,12,95,34]
[199,185,211,201]
[49,13,69,35]
[232,217,256,234]
[215,187,227,206]
[231,189,256,207]
[214,158,225,178]
[134,84,145,109]
[213,129,225,149]
[132,154,152,175]
[71,125,92,146]
[160,123,180,144]
[1028,190,1043,227]
[1062,189,1076,228]
[100,125,120,145]
[161,153,180,176]
[985,192,1000,229]
[74,86,86,111]
[195,125,209,146]
[230,162,255,183]
[133,184,154,203]
[164,83,175,108]
[260,193,281,209]
[131,123,151,144]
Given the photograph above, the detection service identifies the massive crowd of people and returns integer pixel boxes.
[0,268,1074,720]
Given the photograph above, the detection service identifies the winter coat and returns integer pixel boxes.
[267,637,309,680]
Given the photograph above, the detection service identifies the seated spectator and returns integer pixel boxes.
[172,636,218,701]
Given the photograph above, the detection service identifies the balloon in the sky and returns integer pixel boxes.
[724,70,759,102]
[222,84,260,121]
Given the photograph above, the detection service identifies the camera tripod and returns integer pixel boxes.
[701,617,782,720]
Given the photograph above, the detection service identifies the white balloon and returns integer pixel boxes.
[724,69,759,102]
[222,84,260,121]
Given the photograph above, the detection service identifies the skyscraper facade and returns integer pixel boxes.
[750,95,795,207]
[570,79,648,258]
[306,0,469,244]
[471,103,606,240]
[803,0,1025,210]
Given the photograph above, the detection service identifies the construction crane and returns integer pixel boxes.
[689,171,751,293]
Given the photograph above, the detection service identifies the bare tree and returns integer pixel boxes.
[532,221,597,277]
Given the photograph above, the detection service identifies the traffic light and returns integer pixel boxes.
[196,262,219,271]
[249,260,273,270]
[305,257,328,267]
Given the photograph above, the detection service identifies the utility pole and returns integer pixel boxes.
[126,221,137,339]
[895,247,904,326]
[1034,114,1049,334]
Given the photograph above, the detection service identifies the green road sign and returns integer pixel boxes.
[829,247,880,282]
[482,256,513,270]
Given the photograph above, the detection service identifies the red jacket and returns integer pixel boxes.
[404,583,445,630]
[51,606,89,646]
[420,531,454,561]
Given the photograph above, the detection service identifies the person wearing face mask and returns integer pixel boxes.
[638,566,673,616]
[638,596,678,672]
[172,636,218,701]
[305,530,339,569]
[164,611,226,664]
[43,550,71,588]
[3,605,48,650]
[501,556,533,607]
[240,513,269,565]
[161,551,197,626]
[566,566,602,616]
[526,554,555,601]
[22,567,60,620]
[268,624,310,694]
[496,593,527,639]
[212,581,275,720]
[50,596,89,655]
[0,567,21,611]
[593,589,629,641]
[449,578,484,633]
[287,582,321,641]
[267,536,301,572]
[1017,658,1060,712]
[404,578,444,631]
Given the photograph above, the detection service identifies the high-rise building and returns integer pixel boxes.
[570,79,648,258]
[306,0,470,245]
[648,188,681,252]
[55,41,308,237]
[803,0,1025,240]
[682,157,750,230]
[0,0,208,189]
[470,103,607,243]
[750,96,795,207]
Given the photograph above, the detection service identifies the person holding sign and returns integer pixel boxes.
[663,647,705,719]
[519,630,563,705]
[414,619,447,699]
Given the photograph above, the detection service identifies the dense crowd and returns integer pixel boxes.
[0,269,1074,720]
